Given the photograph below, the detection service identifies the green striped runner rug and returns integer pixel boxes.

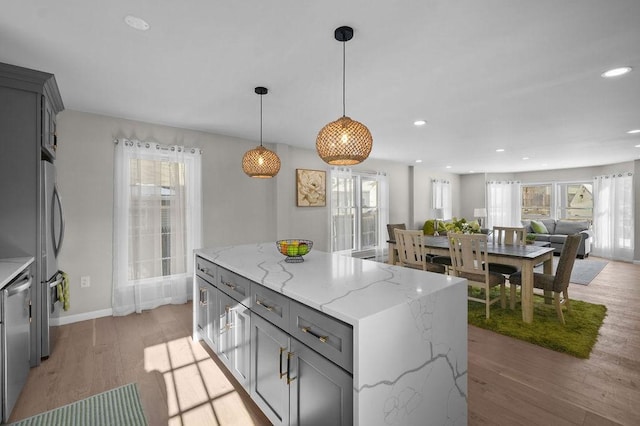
[9,383,147,426]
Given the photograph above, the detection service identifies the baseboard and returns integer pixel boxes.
[51,308,113,326]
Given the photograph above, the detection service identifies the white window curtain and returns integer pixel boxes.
[113,139,202,316]
[431,179,452,219]
[487,180,521,228]
[592,172,634,261]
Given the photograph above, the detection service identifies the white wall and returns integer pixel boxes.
[459,173,486,221]
[411,166,461,230]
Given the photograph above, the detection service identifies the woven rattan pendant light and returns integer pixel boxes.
[242,87,281,178]
[316,26,372,165]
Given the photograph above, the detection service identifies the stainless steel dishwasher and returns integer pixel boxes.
[2,270,32,422]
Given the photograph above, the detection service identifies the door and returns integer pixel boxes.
[196,276,209,338]
[289,338,353,426]
[41,96,57,160]
[250,313,290,426]
[205,284,218,351]
[41,160,64,283]
[2,272,32,422]
[217,292,250,389]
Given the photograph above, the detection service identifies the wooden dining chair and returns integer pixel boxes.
[489,226,526,308]
[448,232,506,319]
[509,234,581,324]
[386,224,406,265]
[394,229,446,274]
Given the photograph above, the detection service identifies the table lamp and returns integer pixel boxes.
[474,207,487,228]
[433,208,444,236]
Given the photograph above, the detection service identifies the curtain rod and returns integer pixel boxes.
[113,138,202,154]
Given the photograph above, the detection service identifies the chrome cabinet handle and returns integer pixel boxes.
[256,299,274,312]
[221,279,236,291]
[301,326,328,343]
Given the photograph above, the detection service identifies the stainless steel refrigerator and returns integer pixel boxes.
[40,160,64,358]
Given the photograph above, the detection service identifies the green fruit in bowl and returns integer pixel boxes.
[287,246,299,256]
[298,243,308,255]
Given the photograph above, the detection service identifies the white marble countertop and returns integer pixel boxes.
[196,243,466,326]
[0,257,35,288]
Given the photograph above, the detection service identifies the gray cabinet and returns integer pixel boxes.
[250,298,353,426]
[217,290,251,389]
[195,275,217,350]
[250,313,291,426]
[0,62,64,366]
[195,257,218,351]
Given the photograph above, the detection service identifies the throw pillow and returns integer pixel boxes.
[530,219,549,234]
[423,220,436,235]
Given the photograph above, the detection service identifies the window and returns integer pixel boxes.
[329,168,388,257]
[431,179,451,219]
[557,182,593,221]
[521,184,552,219]
[113,140,202,316]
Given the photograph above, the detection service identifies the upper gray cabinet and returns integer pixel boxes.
[0,62,64,162]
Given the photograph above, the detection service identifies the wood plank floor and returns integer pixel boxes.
[9,257,640,425]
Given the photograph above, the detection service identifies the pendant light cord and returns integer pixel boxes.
[342,40,346,117]
[260,93,263,147]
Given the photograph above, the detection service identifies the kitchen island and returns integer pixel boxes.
[194,243,467,426]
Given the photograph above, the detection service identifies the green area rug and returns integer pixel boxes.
[9,383,147,426]
[468,293,607,359]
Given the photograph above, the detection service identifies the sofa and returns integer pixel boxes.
[522,219,593,258]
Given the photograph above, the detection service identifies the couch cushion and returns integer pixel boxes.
[541,219,556,233]
[534,234,551,242]
[549,234,568,244]
[530,220,549,234]
[554,220,589,235]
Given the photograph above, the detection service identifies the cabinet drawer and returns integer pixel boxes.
[195,256,216,284]
[290,301,353,374]
[218,266,251,306]
[250,283,290,333]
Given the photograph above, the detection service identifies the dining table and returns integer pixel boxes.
[388,235,555,323]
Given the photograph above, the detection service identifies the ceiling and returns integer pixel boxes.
[2,0,639,174]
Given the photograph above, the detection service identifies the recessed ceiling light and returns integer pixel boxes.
[628,129,640,134]
[468,170,475,173]
[522,157,530,160]
[635,144,640,148]
[125,15,150,31]
[496,148,505,152]
[601,67,632,78]
[415,159,422,163]
[413,120,427,126]
[445,165,452,169]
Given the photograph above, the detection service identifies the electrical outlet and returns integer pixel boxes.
[80,276,90,288]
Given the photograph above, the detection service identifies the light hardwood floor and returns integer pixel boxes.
[9,257,640,425]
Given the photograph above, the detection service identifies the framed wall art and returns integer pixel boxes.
[296,169,326,207]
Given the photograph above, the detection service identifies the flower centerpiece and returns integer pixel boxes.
[444,217,482,234]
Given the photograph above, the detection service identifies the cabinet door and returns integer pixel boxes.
[217,291,233,366]
[196,276,209,337]
[289,338,353,426]
[41,96,57,159]
[230,303,251,389]
[206,284,218,351]
[250,313,290,426]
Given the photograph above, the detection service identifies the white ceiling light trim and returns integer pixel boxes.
[628,129,640,134]
[413,120,427,126]
[601,67,632,78]
[125,15,150,31]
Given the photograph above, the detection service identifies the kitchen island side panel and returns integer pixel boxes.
[353,281,467,426]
